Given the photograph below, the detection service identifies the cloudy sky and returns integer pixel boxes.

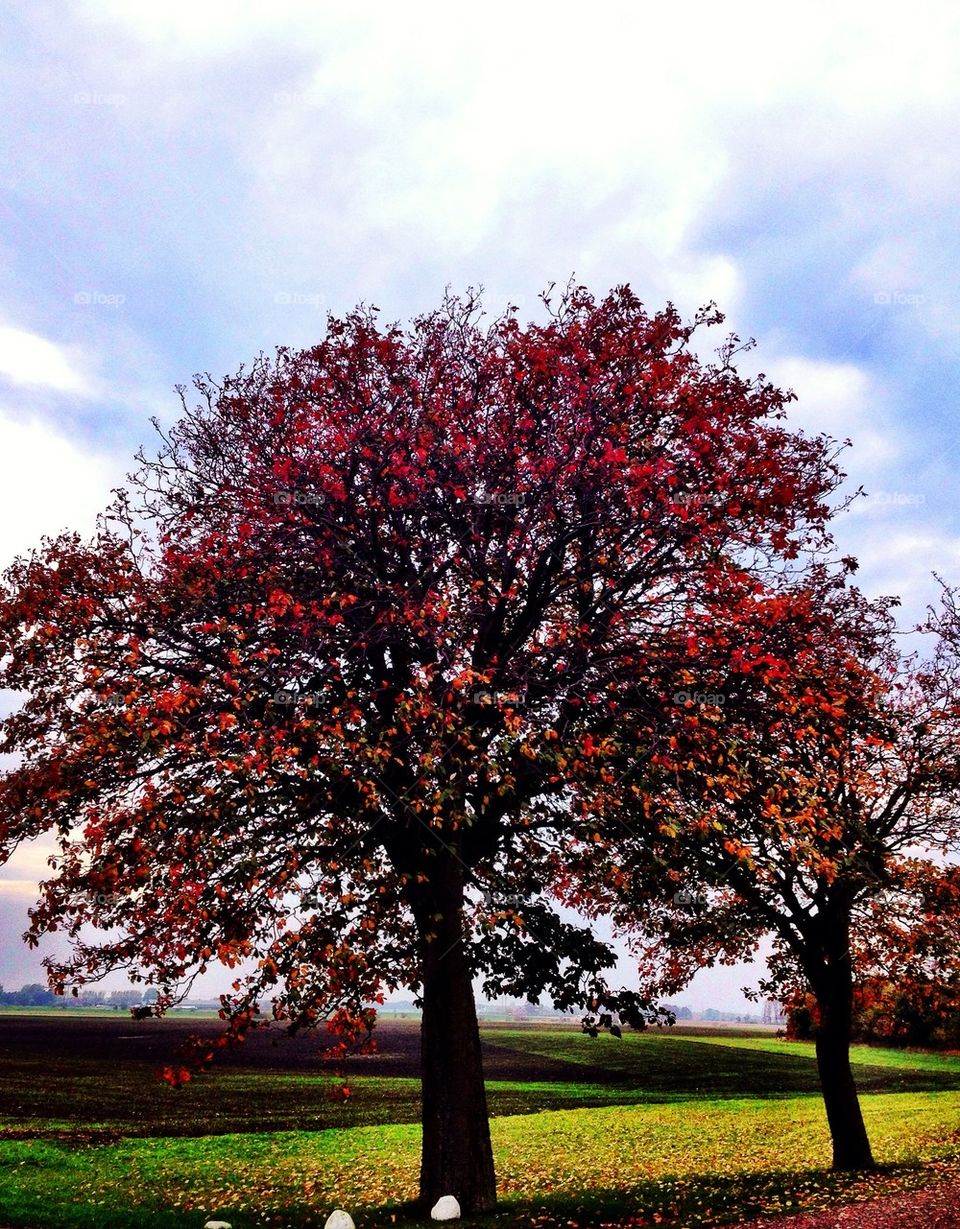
[1,0,959,1008]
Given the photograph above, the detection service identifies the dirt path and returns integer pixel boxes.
[733,1178,960,1228]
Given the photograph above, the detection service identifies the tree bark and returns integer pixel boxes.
[813,963,875,1170]
[413,857,497,1214]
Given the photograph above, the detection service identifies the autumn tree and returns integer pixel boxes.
[786,864,960,1048]
[0,285,845,1213]
[569,567,960,1171]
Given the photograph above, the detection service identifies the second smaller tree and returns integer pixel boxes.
[565,567,960,1171]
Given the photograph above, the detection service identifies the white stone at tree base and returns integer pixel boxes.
[203,1222,232,1229]
[431,1195,461,1220]
[324,1212,356,1229]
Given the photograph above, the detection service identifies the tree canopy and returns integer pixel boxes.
[0,284,853,1209]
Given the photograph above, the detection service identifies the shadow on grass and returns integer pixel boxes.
[362,1157,960,1228]
[3,1157,959,1229]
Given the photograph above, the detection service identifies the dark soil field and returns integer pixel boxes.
[0,1012,590,1078]
[5,1013,960,1140]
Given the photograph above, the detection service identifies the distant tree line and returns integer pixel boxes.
[0,983,155,1008]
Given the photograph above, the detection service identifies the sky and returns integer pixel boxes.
[1,0,959,1010]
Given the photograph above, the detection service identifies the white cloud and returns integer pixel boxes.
[0,406,119,567]
[81,1,960,104]
[78,0,306,55]
[0,840,55,883]
[0,326,91,395]
[744,355,957,628]
[57,0,958,353]
[763,355,899,475]
[850,530,960,623]
[0,878,44,897]
[850,239,926,301]
[0,837,58,923]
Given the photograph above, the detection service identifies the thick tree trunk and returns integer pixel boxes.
[414,858,497,1214]
[814,967,875,1170]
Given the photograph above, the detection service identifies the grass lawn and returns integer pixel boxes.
[2,1019,960,1228]
[487,1027,960,1097]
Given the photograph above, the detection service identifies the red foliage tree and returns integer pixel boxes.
[786,864,960,1048]
[568,566,960,1171]
[0,285,844,1212]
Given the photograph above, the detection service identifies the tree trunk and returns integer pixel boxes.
[413,857,497,1214]
[814,965,875,1170]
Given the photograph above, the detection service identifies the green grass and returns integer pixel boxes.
[489,1026,960,1096]
[2,1093,960,1228]
[4,1022,960,1227]
[1,1070,684,1139]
